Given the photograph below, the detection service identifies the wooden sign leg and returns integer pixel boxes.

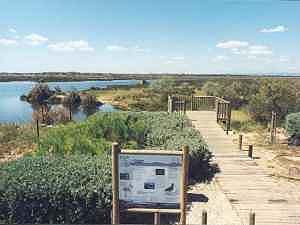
[112,143,120,225]
[180,146,189,225]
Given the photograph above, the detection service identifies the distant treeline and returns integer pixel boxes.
[0,72,300,82]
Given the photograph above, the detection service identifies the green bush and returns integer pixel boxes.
[37,112,147,155]
[2,112,211,223]
[249,79,299,122]
[0,154,111,224]
[143,112,211,182]
[38,112,211,181]
[202,80,259,109]
[286,112,300,137]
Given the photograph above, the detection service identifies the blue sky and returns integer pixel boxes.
[0,0,300,74]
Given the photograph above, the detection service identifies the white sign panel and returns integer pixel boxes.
[119,154,182,205]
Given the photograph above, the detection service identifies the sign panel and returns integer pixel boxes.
[119,153,182,206]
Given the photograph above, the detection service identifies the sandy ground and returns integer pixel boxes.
[187,181,242,225]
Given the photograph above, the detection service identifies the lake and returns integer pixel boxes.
[0,80,140,124]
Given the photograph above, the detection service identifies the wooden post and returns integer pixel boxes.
[249,212,255,225]
[216,101,220,122]
[183,100,186,114]
[239,134,243,151]
[202,210,207,225]
[248,145,253,159]
[226,103,231,134]
[168,96,173,113]
[69,104,72,121]
[271,111,277,144]
[154,212,161,225]
[36,119,40,139]
[112,143,120,225]
[180,146,189,225]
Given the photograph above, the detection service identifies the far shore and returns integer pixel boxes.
[1,72,300,82]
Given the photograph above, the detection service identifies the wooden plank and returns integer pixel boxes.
[124,208,181,214]
[186,111,300,225]
[120,149,183,155]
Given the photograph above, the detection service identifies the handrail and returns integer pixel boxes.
[168,95,231,133]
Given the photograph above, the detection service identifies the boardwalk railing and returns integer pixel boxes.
[168,95,231,132]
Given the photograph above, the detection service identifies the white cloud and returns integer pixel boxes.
[260,25,288,33]
[163,56,185,64]
[288,66,297,71]
[25,33,48,46]
[279,56,289,62]
[106,45,128,52]
[171,56,185,61]
[247,55,258,60]
[48,40,94,52]
[0,38,18,46]
[216,40,249,49]
[9,28,17,33]
[106,45,150,53]
[248,45,273,55]
[213,55,229,62]
[132,45,150,53]
[216,39,274,60]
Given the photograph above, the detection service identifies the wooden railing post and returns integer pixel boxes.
[227,103,231,132]
[112,143,120,225]
[216,100,220,122]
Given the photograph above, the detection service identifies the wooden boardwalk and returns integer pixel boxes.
[187,111,300,225]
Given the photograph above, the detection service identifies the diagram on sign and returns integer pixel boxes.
[119,154,182,205]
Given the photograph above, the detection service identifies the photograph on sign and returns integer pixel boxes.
[119,153,182,207]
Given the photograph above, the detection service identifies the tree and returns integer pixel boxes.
[249,79,299,122]
[147,78,195,111]
[202,80,259,109]
[27,83,54,104]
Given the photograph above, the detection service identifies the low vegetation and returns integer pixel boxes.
[0,155,111,224]
[202,78,300,130]
[285,113,300,146]
[0,111,211,224]
[0,124,36,162]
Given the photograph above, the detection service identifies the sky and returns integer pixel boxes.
[0,0,300,74]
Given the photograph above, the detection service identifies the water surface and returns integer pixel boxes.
[0,80,139,123]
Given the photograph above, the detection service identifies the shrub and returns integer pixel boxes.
[26,83,54,104]
[1,112,212,224]
[63,91,81,107]
[38,112,211,181]
[202,80,259,109]
[286,112,300,137]
[37,112,147,155]
[143,112,211,182]
[0,154,112,224]
[249,79,299,122]
[146,78,195,111]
